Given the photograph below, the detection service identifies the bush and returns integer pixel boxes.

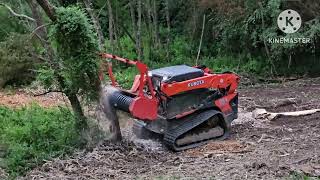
[49,6,101,101]
[0,105,79,177]
[0,33,36,88]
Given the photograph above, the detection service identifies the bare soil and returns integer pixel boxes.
[0,89,67,108]
[2,78,320,179]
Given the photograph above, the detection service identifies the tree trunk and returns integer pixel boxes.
[27,0,55,63]
[137,0,142,60]
[129,0,139,58]
[191,1,198,40]
[27,0,46,38]
[114,1,120,52]
[66,92,88,129]
[146,0,153,60]
[83,0,105,51]
[129,0,141,59]
[165,0,171,59]
[35,0,56,21]
[33,0,89,135]
[152,0,160,46]
[107,0,115,52]
[146,0,153,36]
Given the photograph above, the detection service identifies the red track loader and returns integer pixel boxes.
[101,53,240,151]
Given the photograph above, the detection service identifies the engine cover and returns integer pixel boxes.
[151,65,204,83]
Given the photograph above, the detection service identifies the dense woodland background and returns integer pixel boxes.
[0,0,320,177]
[1,0,320,89]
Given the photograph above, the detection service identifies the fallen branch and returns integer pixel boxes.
[0,3,35,22]
[33,90,63,97]
[253,108,320,121]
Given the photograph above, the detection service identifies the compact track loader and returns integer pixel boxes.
[101,53,240,151]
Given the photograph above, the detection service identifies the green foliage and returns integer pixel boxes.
[117,36,137,60]
[0,5,27,42]
[169,37,193,65]
[49,6,100,101]
[114,66,138,89]
[0,33,36,88]
[0,105,79,176]
[289,171,319,180]
[36,67,57,90]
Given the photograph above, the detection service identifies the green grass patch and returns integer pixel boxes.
[0,105,79,177]
[288,172,320,180]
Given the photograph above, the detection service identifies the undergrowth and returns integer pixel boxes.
[0,105,79,177]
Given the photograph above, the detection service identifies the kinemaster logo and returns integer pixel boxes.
[268,9,311,44]
[277,9,301,34]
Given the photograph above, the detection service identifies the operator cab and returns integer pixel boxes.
[150,65,204,83]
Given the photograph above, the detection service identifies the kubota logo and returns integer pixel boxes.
[188,80,204,87]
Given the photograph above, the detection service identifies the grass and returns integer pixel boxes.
[0,105,79,177]
[289,172,320,180]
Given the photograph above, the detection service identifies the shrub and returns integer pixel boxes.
[49,6,101,101]
[0,33,36,88]
[0,105,79,176]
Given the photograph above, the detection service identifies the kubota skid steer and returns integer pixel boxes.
[101,53,240,151]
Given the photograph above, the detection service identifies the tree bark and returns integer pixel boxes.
[83,0,105,51]
[27,0,46,38]
[152,0,160,46]
[146,0,153,60]
[27,0,55,63]
[165,0,171,59]
[129,0,140,58]
[66,92,88,130]
[129,0,137,39]
[107,0,115,52]
[146,0,153,36]
[114,1,120,51]
[137,0,142,60]
[35,0,56,21]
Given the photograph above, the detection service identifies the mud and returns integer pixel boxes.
[11,77,320,179]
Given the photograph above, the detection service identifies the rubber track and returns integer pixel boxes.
[163,110,229,151]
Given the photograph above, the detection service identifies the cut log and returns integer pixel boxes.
[253,108,320,121]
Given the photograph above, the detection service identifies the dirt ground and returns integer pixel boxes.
[1,78,320,179]
[0,89,67,108]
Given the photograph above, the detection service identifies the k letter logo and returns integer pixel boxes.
[277,9,302,34]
